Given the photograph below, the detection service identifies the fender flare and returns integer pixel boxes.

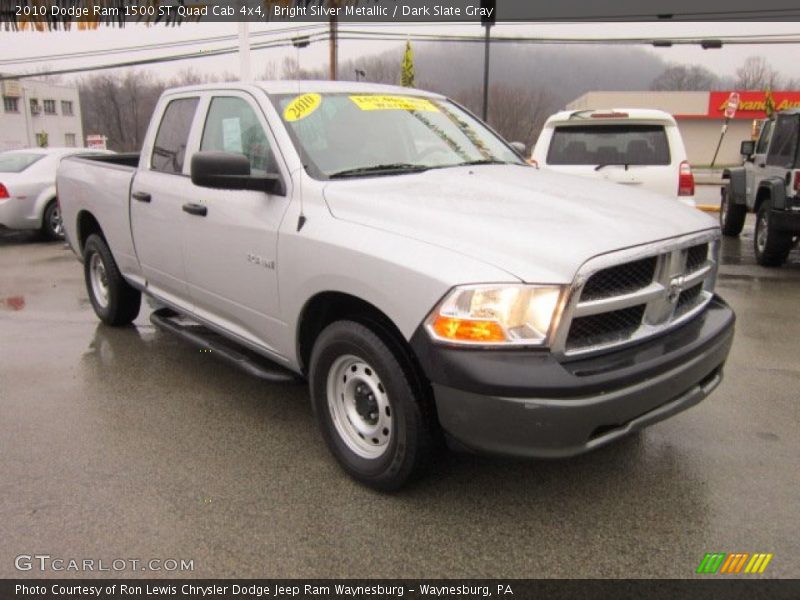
[757,177,788,212]
[721,167,747,206]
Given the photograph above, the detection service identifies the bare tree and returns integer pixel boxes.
[457,84,559,150]
[735,56,783,90]
[651,64,719,91]
[78,70,164,151]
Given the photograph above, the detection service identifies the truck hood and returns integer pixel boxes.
[322,165,717,283]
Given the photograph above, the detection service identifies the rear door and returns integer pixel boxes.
[130,95,202,310]
[181,91,291,355]
[543,121,677,197]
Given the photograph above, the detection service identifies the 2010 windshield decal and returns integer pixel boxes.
[283,93,322,122]
[349,95,439,113]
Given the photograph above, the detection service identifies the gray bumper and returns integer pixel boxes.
[413,297,734,458]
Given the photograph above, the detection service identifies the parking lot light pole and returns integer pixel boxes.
[480,0,496,121]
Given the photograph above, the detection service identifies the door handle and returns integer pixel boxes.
[182,202,207,217]
[132,191,151,203]
[757,162,766,168]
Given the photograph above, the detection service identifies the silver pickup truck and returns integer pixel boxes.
[58,81,735,490]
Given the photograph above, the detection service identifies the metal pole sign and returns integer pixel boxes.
[711,92,740,168]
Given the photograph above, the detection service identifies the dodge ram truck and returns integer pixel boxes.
[58,82,735,490]
[720,109,800,266]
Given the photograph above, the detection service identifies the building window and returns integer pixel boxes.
[3,96,19,113]
[43,99,56,115]
[61,100,74,116]
[30,99,40,115]
[65,133,76,147]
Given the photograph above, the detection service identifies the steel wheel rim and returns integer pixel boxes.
[89,253,109,309]
[50,204,63,237]
[720,195,727,227]
[326,354,393,459]
[756,212,768,253]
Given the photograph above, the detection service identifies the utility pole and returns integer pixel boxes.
[480,0,495,121]
[329,11,338,80]
[238,20,252,82]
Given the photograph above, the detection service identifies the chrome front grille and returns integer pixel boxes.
[553,232,719,358]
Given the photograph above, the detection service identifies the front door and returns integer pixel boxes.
[182,92,291,356]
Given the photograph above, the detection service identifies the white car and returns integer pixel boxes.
[0,147,111,240]
[530,109,696,207]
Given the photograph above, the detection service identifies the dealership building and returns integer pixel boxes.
[1,76,84,151]
[566,90,800,167]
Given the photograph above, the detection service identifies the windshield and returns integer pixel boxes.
[0,152,46,173]
[271,92,524,179]
[547,124,671,166]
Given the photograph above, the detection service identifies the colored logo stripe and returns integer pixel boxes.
[697,553,773,574]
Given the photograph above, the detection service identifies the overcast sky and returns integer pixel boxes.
[1,21,800,84]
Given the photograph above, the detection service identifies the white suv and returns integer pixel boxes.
[531,109,696,207]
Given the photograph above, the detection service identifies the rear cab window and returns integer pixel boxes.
[151,97,200,174]
[547,124,671,166]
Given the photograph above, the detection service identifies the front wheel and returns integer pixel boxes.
[754,202,792,267]
[719,186,746,237]
[83,234,142,326]
[41,199,64,240]
[309,320,435,491]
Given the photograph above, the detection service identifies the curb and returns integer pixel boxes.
[697,205,720,213]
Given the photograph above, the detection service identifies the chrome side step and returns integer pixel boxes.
[150,308,301,384]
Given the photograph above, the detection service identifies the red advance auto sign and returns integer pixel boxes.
[709,91,800,119]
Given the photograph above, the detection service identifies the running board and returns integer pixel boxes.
[150,308,301,384]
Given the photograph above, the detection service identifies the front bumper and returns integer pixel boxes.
[411,296,735,458]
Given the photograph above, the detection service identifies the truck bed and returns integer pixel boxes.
[57,152,141,277]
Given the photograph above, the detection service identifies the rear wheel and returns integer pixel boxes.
[83,234,141,325]
[754,201,792,267]
[41,199,64,240]
[719,185,746,237]
[309,320,435,491]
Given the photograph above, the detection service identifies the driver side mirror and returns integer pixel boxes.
[190,151,285,196]
[740,140,756,159]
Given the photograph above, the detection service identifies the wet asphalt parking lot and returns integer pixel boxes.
[1,201,799,579]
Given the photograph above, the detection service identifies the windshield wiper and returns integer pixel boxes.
[594,163,631,171]
[328,163,429,179]
[448,159,513,167]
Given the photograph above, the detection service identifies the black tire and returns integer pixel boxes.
[309,320,435,491]
[41,199,64,240]
[754,201,792,267]
[719,185,746,237]
[83,234,141,326]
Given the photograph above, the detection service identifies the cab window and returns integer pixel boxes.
[766,115,799,168]
[755,120,774,155]
[151,97,199,174]
[200,97,276,175]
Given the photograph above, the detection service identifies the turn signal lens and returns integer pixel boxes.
[426,284,564,347]
[431,316,506,343]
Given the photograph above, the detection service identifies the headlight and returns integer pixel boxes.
[425,284,565,346]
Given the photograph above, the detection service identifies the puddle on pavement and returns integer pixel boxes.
[1,295,25,311]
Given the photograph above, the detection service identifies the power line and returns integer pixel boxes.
[4,29,800,82]
[0,23,327,66]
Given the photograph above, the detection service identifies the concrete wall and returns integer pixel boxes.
[1,79,83,151]
[677,120,752,167]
